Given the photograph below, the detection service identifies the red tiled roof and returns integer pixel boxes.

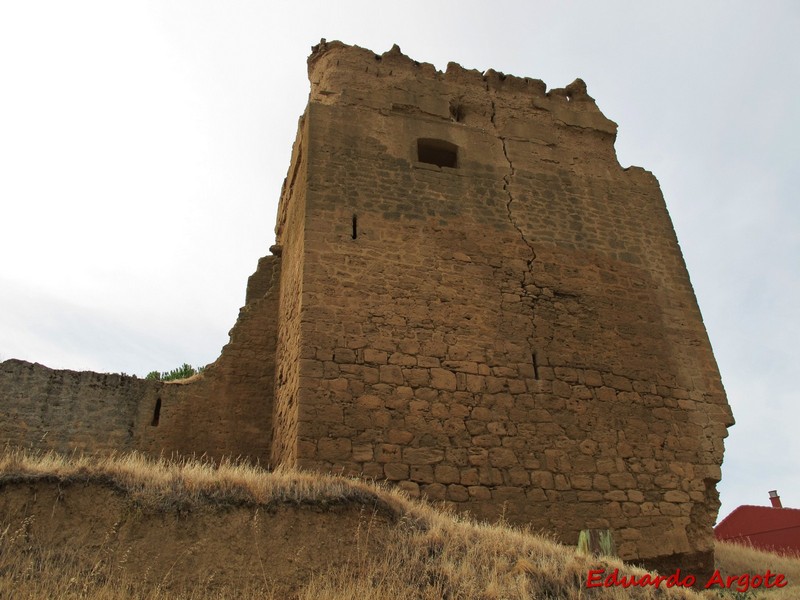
[715,505,800,554]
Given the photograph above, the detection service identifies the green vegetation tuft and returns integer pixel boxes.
[145,363,204,381]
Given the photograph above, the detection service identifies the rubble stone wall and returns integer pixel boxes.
[0,40,734,579]
[270,117,309,468]
[0,359,153,455]
[280,41,734,577]
[0,253,281,466]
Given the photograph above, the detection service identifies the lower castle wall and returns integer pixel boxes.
[136,255,281,465]
[0,254,281,466]
[0,359,155,455]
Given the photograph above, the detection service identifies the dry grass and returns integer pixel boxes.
[704,541,800,599]
[0,447,785,599]
[0,446,394,510]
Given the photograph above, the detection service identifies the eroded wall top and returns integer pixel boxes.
[307,40,617,142]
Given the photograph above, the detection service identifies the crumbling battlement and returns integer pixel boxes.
[0,40,733,580]
[307,40,617,138]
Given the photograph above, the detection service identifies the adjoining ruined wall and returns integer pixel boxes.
[0,359,156,454]
[277,41,734,578]
[137,254,281,464]
[0,252,281,465]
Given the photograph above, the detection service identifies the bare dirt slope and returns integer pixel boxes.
[0,450,705,599]
[1,480,390,597]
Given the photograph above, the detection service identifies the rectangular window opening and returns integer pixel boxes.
[417,138,458,168]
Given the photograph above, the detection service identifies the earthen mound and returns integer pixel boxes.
[0,449,703,599]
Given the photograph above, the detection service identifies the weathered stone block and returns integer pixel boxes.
[384,462,409,480]
[364,348,388,364]
[447,484,469,502]
[434,464,460,484]
[488,447,518,468]
[430,368,457,391]
[421,483,447,501]
[376,444,402,463]
[352,444,374,462]
[468,486,492,501]
[387,429,414,444]
[379,365,404,385]
[317,438,351,460]
[403,447,445,465]
[410,464,434,483]
[664,490,691,503]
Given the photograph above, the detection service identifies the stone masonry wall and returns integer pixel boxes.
[0,359,155,455]
[270,114,309,468]
[277,41,734,578]
[0,40,734,580]
[136,253,281,464]
[0,252,281,465]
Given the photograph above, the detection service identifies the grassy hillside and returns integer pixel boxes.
[0,448,792,599]
[713,541,799,599]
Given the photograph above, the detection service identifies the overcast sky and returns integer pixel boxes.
[1,1,797,524]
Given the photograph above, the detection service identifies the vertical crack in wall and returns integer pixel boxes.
[499,137,535,263]
[488,84,540,374]
[501,136,540,373]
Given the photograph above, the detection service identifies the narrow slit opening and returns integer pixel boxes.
[352,214,358,239]
[532,352,539,380]
[151,397,161,426]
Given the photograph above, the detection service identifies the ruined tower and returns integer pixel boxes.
[0,40,734,578]
[267,41,734,576]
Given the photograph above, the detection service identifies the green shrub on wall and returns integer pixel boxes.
[145,363,203,381]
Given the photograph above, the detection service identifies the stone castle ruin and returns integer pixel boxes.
[0,41,734,577]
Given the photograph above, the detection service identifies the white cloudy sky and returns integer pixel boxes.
[0,1,797,523]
